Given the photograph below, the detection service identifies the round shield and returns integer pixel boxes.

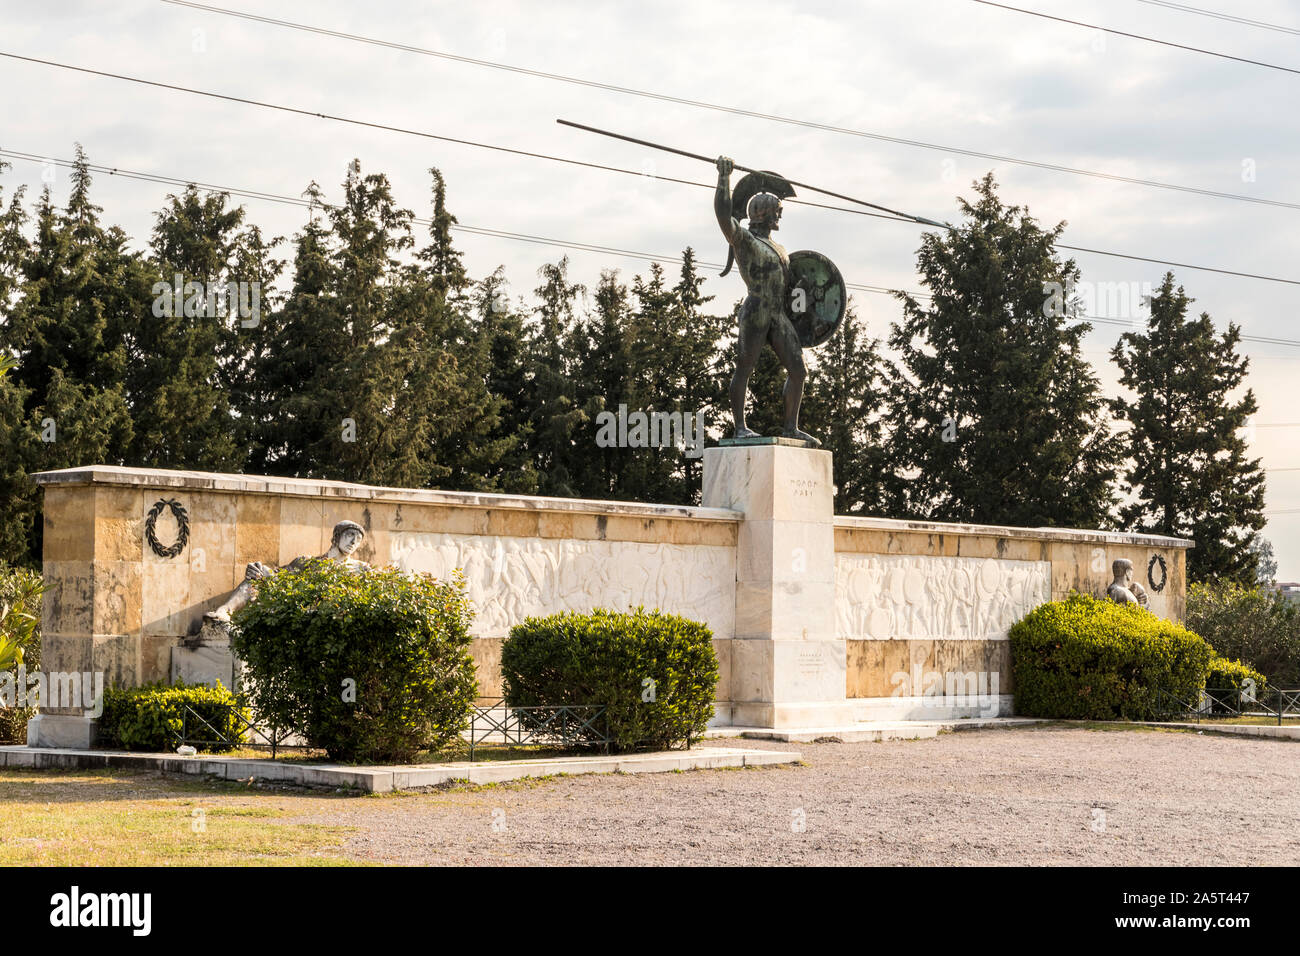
[785,249,846,348]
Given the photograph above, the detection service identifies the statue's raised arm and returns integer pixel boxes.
[715,155,737,242]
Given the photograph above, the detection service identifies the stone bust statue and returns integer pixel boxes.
[203,519,371,625]
[1105,558,1148,608]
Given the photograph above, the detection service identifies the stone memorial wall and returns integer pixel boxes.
[29,451,1193,745]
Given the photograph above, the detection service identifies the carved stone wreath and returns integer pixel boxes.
[145,498,190,558]
[1147,553,1168,594]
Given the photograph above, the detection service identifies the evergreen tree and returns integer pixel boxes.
[403,169,525,492]
[0,151,137,562]
[135,186,256,471]
[226,224,286,475]
[466,268,538,494]
[621,262,682,503]
[885,173,1120,527]
[800,303,890,514]
[0,163,36,564]
[566,268,629,498]
[526,257,585,496]
[673,248,728,500]
[0,354,33,566]
[259,163,421,485]
[1111,272,1266,584]
[1249,535,1277,585]
[256,191,337,477]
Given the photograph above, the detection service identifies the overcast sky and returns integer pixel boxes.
[3,0,1298,577]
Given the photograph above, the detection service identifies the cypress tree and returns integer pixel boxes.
[1,152,137,562]
[135,186,252,471]
[404,169,523,492]
[673,248,728,500]
[0,164,35,564]
[526,257,585,496]
[466,268,538,494]
[1111,272,1266,583]
[885,174,1120,527]
[801,304,890,514]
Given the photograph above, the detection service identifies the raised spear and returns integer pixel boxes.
[556,118,951,229]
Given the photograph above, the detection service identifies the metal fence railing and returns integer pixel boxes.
[174,700,611,762]
[466,700,610,761]
[176,703,305,759]
[1153,686,1300,725]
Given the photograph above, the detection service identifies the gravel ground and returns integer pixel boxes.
[290,724,1300,865]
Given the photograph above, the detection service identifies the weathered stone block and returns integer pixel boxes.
[41,561,94,637]
[42,487,95,563]
[93,560,141,635]
[279,496,325,566]
[93,634,139,689]
[142,559,192,638]
[170,644,236,690]
[141,634,178,685]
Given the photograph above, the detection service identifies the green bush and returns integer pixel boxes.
[501,607,719,752]
[1204,657,1268,714]
[0,566,43,743]
[1187,582,1300,686]
[1010,593,1214,720]
[1205,656,1266,694]
[231,561,478,763]
[98,681,247,752]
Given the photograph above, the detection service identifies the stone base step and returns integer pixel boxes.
[704,717,1043,743]
[0,744,800,793]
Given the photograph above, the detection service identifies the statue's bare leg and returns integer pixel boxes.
[768,314,819,446]
[730,313,767,439]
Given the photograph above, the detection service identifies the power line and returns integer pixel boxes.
[970,0,1300,75]
[149,1,1300,212]
[1135,1,1300,38]
[6,147,1299,351]
[0,147,918,301]
[1,54,1297,292]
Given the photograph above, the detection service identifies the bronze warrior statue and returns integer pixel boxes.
[715,155,821,445]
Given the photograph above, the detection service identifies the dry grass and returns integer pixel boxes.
[0,768,360,866]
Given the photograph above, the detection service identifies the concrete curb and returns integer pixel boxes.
[706,717,1045,743]
[1127,721,1300,740]
[0,745,801,793]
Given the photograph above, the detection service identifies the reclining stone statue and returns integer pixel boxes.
[203,519,371,625]
[1105,558,1149,608]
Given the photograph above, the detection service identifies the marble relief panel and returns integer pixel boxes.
[836,553,1051,641]
[391,532,735,640]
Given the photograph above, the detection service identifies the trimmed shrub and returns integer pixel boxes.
[501,607,719,752]
[1187,582,1300,686]
[1205,656,1267,694]
[231,561,478,763]
[1010,593,1214,720]
[0,566,43,743]
[98,681,247,752]
[1204,657,1268,714]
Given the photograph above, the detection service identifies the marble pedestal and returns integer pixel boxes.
[702,439,855,729]
[27,713,97,748]
[171,620,242,692]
